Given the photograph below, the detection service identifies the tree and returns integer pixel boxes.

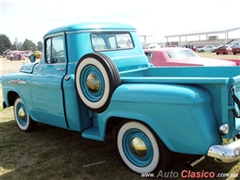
[21,39,37,51]
[14,37,21,50]
[0,34,12,55]
[37,41,43,52]
[12,42,22,51]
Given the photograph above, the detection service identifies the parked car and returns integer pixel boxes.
[197,45,216,52]
[232,45,240,55]
[193,45,204,52]
[211,45,223,52]
[231,42,240,48]
[215,45,232,55]
[6,51,25,60]
[144,48,239,66]
[145,43,161,49]
[23,52,33,57]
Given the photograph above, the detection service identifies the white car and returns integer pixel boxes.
[197,45,216,52]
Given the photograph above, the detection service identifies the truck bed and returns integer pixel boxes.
[120,66,240,139]
[121,66,240,84]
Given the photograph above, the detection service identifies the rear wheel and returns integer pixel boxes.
[233,53,236,55]
[13,97,37,132]
[116,121,171,173]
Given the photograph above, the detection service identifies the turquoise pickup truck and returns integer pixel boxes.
[2,22,240,174]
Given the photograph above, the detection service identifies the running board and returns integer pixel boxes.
[82,127,104,141]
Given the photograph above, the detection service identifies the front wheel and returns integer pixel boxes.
[13,97,37,132]
[116,121,171,173]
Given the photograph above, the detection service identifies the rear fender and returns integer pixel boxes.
[99,83,221,154]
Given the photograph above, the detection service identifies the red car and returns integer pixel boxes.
[232,45,240,55]
[215,45,232,55]
[193,45,204,52]
[144,48,240,66]
[6,51,26,60]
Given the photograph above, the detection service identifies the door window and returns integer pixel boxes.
[45,36,65,64]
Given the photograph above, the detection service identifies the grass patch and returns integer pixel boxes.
[1,117,240,179]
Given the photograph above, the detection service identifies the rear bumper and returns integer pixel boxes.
[207,139,240,163]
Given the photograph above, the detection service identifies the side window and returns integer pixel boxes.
[91,35,106,50]
[45,36,65,64]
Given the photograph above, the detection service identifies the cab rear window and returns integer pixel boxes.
[91,33,133,51]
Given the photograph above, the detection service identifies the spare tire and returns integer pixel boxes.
[75,52,121,112]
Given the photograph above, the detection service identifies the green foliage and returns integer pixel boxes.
[21,39,37,51]
[37,41,43,51]
[0,34,12,55]
[0,34,41,53]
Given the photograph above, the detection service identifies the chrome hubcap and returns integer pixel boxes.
[130,137,147,157]
[86,73,100,93]
[18,108,25,120]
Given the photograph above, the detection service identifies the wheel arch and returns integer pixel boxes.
[4,90,33,119]
[5,90,21,106]
[103,114,173,152]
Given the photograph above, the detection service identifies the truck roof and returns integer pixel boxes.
[44,22,136,38]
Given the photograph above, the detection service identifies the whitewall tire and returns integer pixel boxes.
[75,52,121,112]
[13,97,37,132]
[117,121,171,173]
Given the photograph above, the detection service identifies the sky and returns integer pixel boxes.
[1,0,240,44]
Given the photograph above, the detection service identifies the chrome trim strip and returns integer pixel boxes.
[111,54,145,60]
[8,79,27,84]
[207,139,240,163]
[66,29,136,35]
[56,68,65,71]
[44,32,65,39]
[119,67,148,74]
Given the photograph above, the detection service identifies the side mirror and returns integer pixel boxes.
[29,54,36,62]
[50,57,58,63]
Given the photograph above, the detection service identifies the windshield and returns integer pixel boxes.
[167,50,199,59]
